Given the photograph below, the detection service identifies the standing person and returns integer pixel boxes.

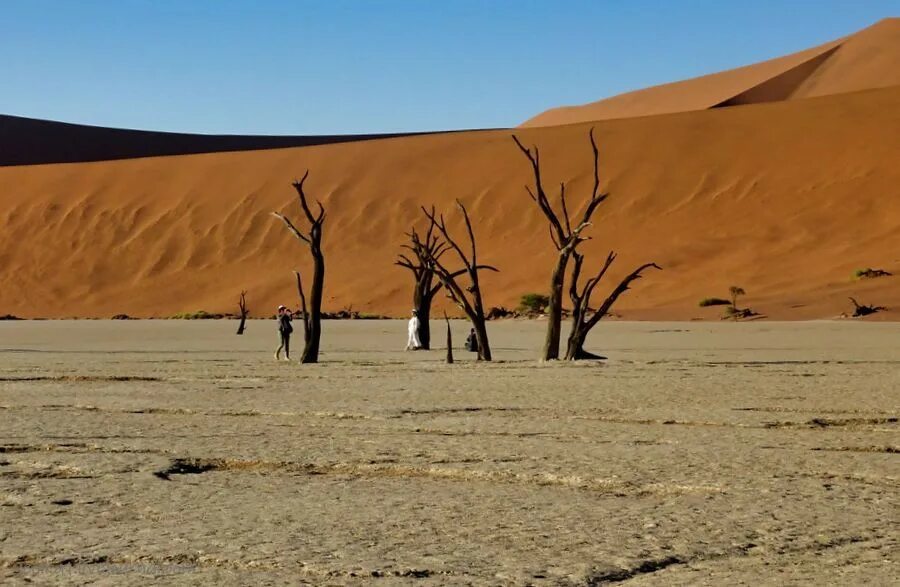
[275,305,293,361]
[465,327,479,353]
[406,309,421,350]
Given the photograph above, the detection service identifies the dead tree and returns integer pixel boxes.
[444,311,454,364]
[849,297,885,317]
[236,290,248,335]
[565,251,660,360]
[512,129,607,360]
[272,171,326,363]
[396,211,445,349]
[421,201,498,361]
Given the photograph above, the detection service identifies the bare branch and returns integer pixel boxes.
[513,134,567,248]
[586,262,662,329]
[272,212,312,245]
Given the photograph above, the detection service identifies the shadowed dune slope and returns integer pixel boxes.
[0,114,449,167]
[0,86,898,320]
[522,18,900,127]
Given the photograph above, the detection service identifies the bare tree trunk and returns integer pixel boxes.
[444,312,453,364]
[543,254,569,359]
[417,294,432,350]
[273,171,327,364]
[421,202,498,361]
[236,290,248,335]
[397,213,448,350]
[302,248,325,363]
[564,251,660,360]
[411,270,435,349]
[513,130,607,361]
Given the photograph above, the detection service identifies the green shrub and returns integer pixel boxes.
[698,298,730,307]
[518,293,549,315]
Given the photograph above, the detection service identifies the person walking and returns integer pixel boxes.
[275,305,293,361]
[406,309,422,350]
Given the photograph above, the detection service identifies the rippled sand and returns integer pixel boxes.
[1,320,897,585]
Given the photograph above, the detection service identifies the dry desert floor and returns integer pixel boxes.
[0,320,897,585]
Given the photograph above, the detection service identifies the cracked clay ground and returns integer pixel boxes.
[0,320,897,585]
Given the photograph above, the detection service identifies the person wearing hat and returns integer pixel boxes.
[405,309,421,351]
[275,305,293,361]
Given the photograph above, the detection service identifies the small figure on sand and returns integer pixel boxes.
[275,305,293,361]
[406,309,421,350]
[465,327,479,353]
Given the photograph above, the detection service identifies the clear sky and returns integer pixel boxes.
[2,1,897,134]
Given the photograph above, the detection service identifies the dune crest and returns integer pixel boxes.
[522,18,900,126]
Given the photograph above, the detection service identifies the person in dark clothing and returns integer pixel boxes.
[275,305,293,361]
[465,328,479,353]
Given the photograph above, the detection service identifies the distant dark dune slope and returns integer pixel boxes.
[0,114,461,166]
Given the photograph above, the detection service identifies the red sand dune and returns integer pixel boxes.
[0,20,898,321]
[522,18,900,126]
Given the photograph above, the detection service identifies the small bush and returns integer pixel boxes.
[170,311,224,320]
[518,293,549,315]
[486,306,516,320]
[0,314,23,320]
[698,298,730,307]
[854,268,891,279]
[723,306,757,320]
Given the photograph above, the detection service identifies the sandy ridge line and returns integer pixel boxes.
[5,402,897,431]
[151,457,725,497]
[585,532,884,584]
[0,552,450,581]
[0,375,162,382]
[0,404,375,419]
[734,406,899,416]
[573,414,898,430]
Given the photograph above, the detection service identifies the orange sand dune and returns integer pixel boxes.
[523,18,900,127]
[1,86,898,320]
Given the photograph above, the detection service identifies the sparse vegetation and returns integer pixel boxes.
[700,286,758,320]
[853,268,891,279]
[517,293,549,315]
[170,311,224,320]
[486,306,516,320]
[723,306,757,320]
[0,314,23,320]
[321,306,388,320]
[111,314,133,320]
[698,298,730,307]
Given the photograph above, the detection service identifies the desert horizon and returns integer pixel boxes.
[2,18,899,322]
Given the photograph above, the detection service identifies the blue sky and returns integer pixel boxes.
[2,1,897,134]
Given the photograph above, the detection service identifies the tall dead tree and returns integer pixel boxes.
[236,290,248,335]
[421,201,498,361]
[272,171,326,364]
[512,129,607,361]
[395,210,445,350]
[565,251,660,360]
